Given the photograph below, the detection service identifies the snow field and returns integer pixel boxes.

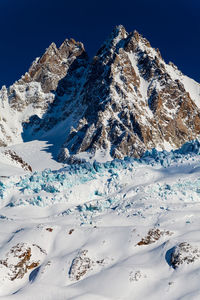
[0,140,200,299]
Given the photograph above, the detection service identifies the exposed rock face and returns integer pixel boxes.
[11,38,87,109]
[23,39,86,93]
[69,250,93,281]
[69,249,105,281]
[25,44,88,135]
[0,38,88,145]
[170,242,200,269]
[60,25,200,160]
[0,25,200,160]
[0,243,46,281]
[137,228,172,246]
[4,150,32,172]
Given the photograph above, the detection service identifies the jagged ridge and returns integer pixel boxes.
[0,25,200,161]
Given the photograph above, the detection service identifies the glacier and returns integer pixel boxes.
[0,139,200,299]
[1,139,200,211]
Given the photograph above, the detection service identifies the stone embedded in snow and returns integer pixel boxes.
[0,243,46,281]
[68,229,74,235]
[46,227,53,232]
[170,242,200,269]
[69,250,94,281]
[137,228,172,246]
[69,250,105,281]
[129,270,146,282]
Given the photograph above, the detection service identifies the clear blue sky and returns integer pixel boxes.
[0,0,199,87]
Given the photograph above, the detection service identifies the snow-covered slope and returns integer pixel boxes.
[0,141,200,299]
[165,62,200,109]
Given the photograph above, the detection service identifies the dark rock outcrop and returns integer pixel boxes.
[170,242,200,269]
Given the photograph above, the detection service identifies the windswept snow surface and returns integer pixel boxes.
[1,141,200,299]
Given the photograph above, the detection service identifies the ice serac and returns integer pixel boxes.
[59,25,200,161]
[0,38,88,146]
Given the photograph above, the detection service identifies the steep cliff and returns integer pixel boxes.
[0,38,88,146]
[59,25,200,161]
[0,25,200,162]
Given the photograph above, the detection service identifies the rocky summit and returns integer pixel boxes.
[0,25,200,161]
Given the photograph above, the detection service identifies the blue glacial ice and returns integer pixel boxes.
[0,139,200,208]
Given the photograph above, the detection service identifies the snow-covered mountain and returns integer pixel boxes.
[1,25,200,300]
[0,25,200,162]
[0,38,88,147]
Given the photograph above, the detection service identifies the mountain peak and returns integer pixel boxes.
[58,27,200,161]
[21,37,87,93]
[95,25,128,58]
[132,30,151,46]
[46,41,58,51]
[59,38,85,58]
[0,26,200,161]
[112,24,127,38]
